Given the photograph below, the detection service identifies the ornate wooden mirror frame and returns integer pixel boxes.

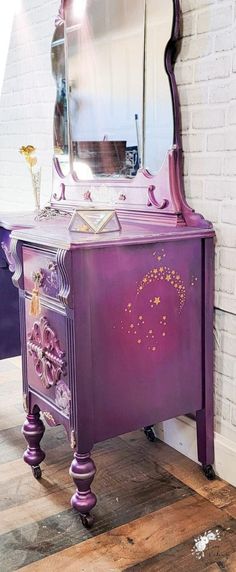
[51,0,211,229]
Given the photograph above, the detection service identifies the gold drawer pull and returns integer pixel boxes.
[30,271,43,317]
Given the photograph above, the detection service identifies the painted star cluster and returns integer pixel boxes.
[137,264,186,311]
[118,250,198,353]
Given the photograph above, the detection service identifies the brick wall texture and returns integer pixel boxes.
[0,0,235,443]
[179,0,236,443]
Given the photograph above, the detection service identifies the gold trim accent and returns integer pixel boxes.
[70,429,76,449]
[23,393,29,413]
[43,411,56,425]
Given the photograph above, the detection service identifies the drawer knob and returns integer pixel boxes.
[30,262,59,302]
[32,270,44,287]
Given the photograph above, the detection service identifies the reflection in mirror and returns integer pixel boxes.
[51,23,69,175]
[144,0,174,173]
[66,0,145,179]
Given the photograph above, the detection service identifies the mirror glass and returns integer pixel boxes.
[51,23,69,174]
[52,0,174,181]
[144,0,174,173]
[66,0,145,179]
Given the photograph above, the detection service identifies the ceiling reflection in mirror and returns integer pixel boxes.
[52,0,174,180]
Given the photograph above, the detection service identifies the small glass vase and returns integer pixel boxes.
[31,167,41,212]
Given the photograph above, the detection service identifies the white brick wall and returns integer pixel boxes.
[179,0,236,443]
[0,1,235,445]
[0,0,58,211]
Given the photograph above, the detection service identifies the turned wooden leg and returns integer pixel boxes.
[69,452,97,528]
[22,408,45,479]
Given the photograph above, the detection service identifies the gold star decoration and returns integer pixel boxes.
[137,265,186,310]
[119,253,188,353]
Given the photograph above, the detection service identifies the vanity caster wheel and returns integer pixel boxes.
[202,464,215,480]
[144,425,157,442]
[79,513,94,529]
[32,465,42,480]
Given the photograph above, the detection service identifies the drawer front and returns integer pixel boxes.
[25,299,71,419]
[23,246,59,300]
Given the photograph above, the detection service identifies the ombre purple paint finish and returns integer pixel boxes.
[0,0,215,526]
[0,215,35,360]
[10,219,215,524]
[0,228,20,359]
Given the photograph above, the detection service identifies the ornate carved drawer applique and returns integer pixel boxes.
[27,316,66,389]
[26,313,71,416]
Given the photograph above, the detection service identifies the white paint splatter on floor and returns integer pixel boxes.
[191,529,222,559]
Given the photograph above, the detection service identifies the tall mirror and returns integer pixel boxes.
[66,0,145,179]
[52,0,175,182]
[144,0,174,173]
[51,22,69,175]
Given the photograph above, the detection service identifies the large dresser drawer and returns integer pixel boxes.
[25,299,71,419]
[23,246,59,300]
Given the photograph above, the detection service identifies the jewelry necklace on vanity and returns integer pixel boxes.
[35,206,71,222]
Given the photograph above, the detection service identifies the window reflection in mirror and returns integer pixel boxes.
[144,0,174,174]
[52,0,175,181]
[66,0,145,179]
[51,23,69,175]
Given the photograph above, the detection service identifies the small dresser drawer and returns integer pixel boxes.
[25,299,71,419]
[23,246,59,300]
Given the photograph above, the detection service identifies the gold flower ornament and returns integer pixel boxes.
[19,145,37,168]
[19,145,41,210]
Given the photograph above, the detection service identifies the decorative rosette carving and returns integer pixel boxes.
[27,317,66,389]
[55,380,71,416]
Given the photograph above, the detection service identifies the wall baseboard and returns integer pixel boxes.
[155,416,236,488]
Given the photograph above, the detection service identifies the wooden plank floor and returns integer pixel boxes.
[0,357,236,571]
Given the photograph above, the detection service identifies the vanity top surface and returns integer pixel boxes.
[10,214,215,250]
[0,211,36,230]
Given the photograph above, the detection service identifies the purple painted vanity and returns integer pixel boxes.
[0,213,36,360]
[8,0,215,527]
[0,227,20,360]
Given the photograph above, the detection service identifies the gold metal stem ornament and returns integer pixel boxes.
[19,145,41,210]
